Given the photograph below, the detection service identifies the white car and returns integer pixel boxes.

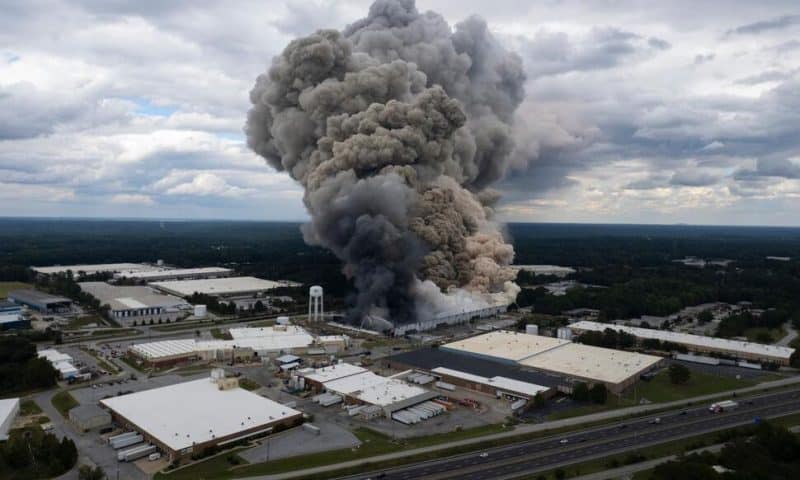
[559,438,569,444]
[479,452,489,458]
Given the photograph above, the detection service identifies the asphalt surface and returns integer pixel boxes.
[339,388,800,480]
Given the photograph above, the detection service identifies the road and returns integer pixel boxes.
[332,388,800,480]
[778,322,798,347]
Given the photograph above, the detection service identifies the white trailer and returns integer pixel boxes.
[709,400,739,413]
[435,381,455,391]
[111,434,143,450]
[118,444,156,462]
[108,431,138,445]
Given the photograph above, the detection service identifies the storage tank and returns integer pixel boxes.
[557,327,573,340]
[526,324,539,335]
[194,304,207,318]
[277,316,290,325]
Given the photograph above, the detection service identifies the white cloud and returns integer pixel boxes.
[110,193,155,205]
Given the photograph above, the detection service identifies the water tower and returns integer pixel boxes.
[308,286,324,322]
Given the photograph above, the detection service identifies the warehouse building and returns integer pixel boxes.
[440,331,663,394]
[38,348,79,380]
[128,326,321,367]
[69,404,111,432]
[0,398,20,441]
[8,289,72,314]
[114,267,233,283]
[298,363,437,417]
[392,302,510,336]
[150,276,281,298]
[31,263,162,278]
[568,320,796,366]
[100,374,303,463]
[384,347,562,399]
[79,282,190,326]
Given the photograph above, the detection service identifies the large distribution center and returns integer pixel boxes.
[568,320,796,366]
[8,289,72,314]
[128,326,346,367]
[150,277,281,298]
[114,267,233,282]
[79,282,190,326]
[392,301,510,336]
[100,376,303,463]
[31,263,163,277]
[438,330,663,393]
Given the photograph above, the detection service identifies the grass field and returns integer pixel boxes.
[238,378,260,391]
[66,315,106,330]
[51,391,78,418]
[19,399,43,416]
[0,281,31,298]
[211,328,233,340]
[549,368,755,421]
[743,326,787,343]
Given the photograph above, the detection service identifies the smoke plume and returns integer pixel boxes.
[246,0,525,327]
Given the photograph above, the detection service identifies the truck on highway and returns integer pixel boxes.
[709,400,739,413]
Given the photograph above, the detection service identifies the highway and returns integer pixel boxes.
[340,387,800,480]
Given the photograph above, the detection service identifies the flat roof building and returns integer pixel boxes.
[442,330,570,363]
[519,343,663,391]
[151,277,281,298]
[79,282,190,326]
[440,331,664,393]
[8,289,72,314]
[0,312,30,331]
[32,263,162,277]
[569,321,796,365]
[101,377,303,463]
[0,398,20,441]
[114,267,234,282]
[69,404,111,432]
[38,348,79,380]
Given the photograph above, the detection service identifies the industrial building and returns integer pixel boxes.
[8,289,72,314]
[568,320,796,366]
[69,404,111,432]
[439,331,663,393]
[392,302,510,336]
[79,282,190,326]
[38,348,80,380]
[128,326,341,367]
[384,347,562,400]
[0,398,20,441]
[100,374,303,463]
[0,301,29,330]
[298,363,437,418]
[114,267,233,282]
[150,276,281,298]
[31,263,163,278]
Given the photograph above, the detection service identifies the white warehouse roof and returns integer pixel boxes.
[129,340,198,360]
[151,277,281,297]
[442,330,570,362]
[520,342,663,385]
[32,263,162,276]
[323,371,430,407]
[100,379,301,452]
[116,267,233,281]
[431,367,549,397]
[301,363,368,384]
[0,398,20,441]
[570,320,796,361]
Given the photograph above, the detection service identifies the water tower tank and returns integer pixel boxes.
[308,286,324,321]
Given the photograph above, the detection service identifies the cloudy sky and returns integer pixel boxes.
[2,0,799,225]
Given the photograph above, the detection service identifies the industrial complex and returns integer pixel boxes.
[8,289,72,314]
[31,263,165,277]
[100,373,303,463]
[150,276,281,298]
[79,282,191,326]
[114,267,233,282]
[568,320,796,365]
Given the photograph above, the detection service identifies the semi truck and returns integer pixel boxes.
[709,400,739,413]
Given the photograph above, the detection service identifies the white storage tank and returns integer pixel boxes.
[526,324,539,335]
[277,316,290,325]
[194,304,207,318]
[557,327,573,340]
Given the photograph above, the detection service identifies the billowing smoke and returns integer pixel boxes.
[246,0,525,327]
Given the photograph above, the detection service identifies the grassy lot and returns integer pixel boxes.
[66,315,106,330]
[238,378,260,391]
[549,368,755,421]
[51,391,78,418]
[119,355,145,372]
[0,281,31,298]
[19,399,43,416]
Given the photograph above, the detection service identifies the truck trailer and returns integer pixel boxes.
[709,400,739,413]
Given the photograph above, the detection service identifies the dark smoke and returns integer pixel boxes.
[246,0,524,326]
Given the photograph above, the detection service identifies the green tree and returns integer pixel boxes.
[79,465,107,480]
[589,384,607,404]
[572,382,590,401]
[669,363,691,385]
[697,310,713,324]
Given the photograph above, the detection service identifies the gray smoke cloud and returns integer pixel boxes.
[246,0,525,327]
